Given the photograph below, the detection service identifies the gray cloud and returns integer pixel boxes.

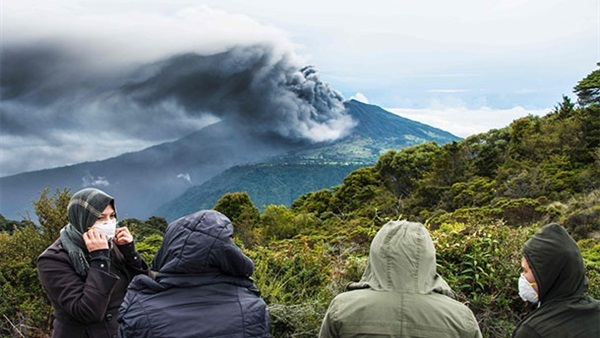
[120,45,354,141]
[2,44,90,103]
[1,3,359,177]
[0,42,354,176]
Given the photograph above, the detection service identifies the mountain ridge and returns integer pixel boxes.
[0,100,460,220]
[154,100,461,221]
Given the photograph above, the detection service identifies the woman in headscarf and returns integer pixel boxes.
[37,188,150,338]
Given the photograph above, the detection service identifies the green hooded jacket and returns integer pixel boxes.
[512,223,600,338]
[318,220,482,338]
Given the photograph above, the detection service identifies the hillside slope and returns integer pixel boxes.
[155,162,365,221]
[155,100,461,220]
[0,100,460,220]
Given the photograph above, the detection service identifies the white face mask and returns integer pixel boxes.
[518,274,539,304]
[92,220,117,240]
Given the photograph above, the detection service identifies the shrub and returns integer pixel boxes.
[214,192,262,247]
[0,188,72,337]
[260,205,297,241]
[578,238,600,299]
[248,237,367,337]
[0,224,53,337]
[135,234,164,264]
[432,222,538,337]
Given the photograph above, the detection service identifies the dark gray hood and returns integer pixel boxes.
[523,223,588,304]
[152,210,254,278]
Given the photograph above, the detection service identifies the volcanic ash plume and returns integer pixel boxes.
[1,4,357,176]
[120,45,356,142]
[1,44,357,176]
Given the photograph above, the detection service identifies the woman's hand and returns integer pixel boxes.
[83,230,109,252]
[113,227,134,246]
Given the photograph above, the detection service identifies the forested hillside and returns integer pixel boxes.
[155,162,366,221]
[154,99,461,221]
[1,69,599,337]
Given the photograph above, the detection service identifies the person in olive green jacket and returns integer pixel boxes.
[318,220,482,338]
[512,223,600,338]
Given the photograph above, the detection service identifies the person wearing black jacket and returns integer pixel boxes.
[512,223,599,338]
[38,188,150,338]
[118,209,270,338]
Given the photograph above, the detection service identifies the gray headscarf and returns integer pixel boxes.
[59,188,116,276]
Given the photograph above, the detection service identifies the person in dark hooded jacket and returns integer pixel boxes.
[37,188,150,338]
[118,209,270,338]
[512,223,599,338]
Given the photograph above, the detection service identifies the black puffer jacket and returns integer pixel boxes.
[118,210,270,338]
[512,223,600,338]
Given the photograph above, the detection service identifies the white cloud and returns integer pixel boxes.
[0,128,161,177]
[3,2,300,69]
[82,173,110,187]
[177,173,192,184]
[426,89,469,93]
[388,106,551,138]
[350,93,369,103]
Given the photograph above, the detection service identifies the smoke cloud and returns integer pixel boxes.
[1,4,355,177]
[120,46,354,141]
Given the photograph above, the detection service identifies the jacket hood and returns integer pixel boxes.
[523,223,587,304]
[152,210,254,278]
[349,220,454,296]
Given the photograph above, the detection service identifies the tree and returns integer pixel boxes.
[32,187,71,242]
[374,142,441,198]
[329,167,381,215]
[290,189,333,217]
[0,214,29,234]
[0,188,70,337]
[214,192,261,247]
[214,192,260,223]
[121,216,168,243]
[261,205,297,240]
[468,129,510,178]
[574,68,600,107]
[552,95,575,118]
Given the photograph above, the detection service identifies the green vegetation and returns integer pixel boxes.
[156,162,366,221]
[2,68,599,337]
[574,68,600,106]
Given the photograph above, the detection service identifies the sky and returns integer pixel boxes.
[1,0,598,177]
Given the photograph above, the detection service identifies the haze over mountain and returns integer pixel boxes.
[2,43,354,218]
[155,99,460,221]
[2,33,459,221]
[0,100,459,221]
